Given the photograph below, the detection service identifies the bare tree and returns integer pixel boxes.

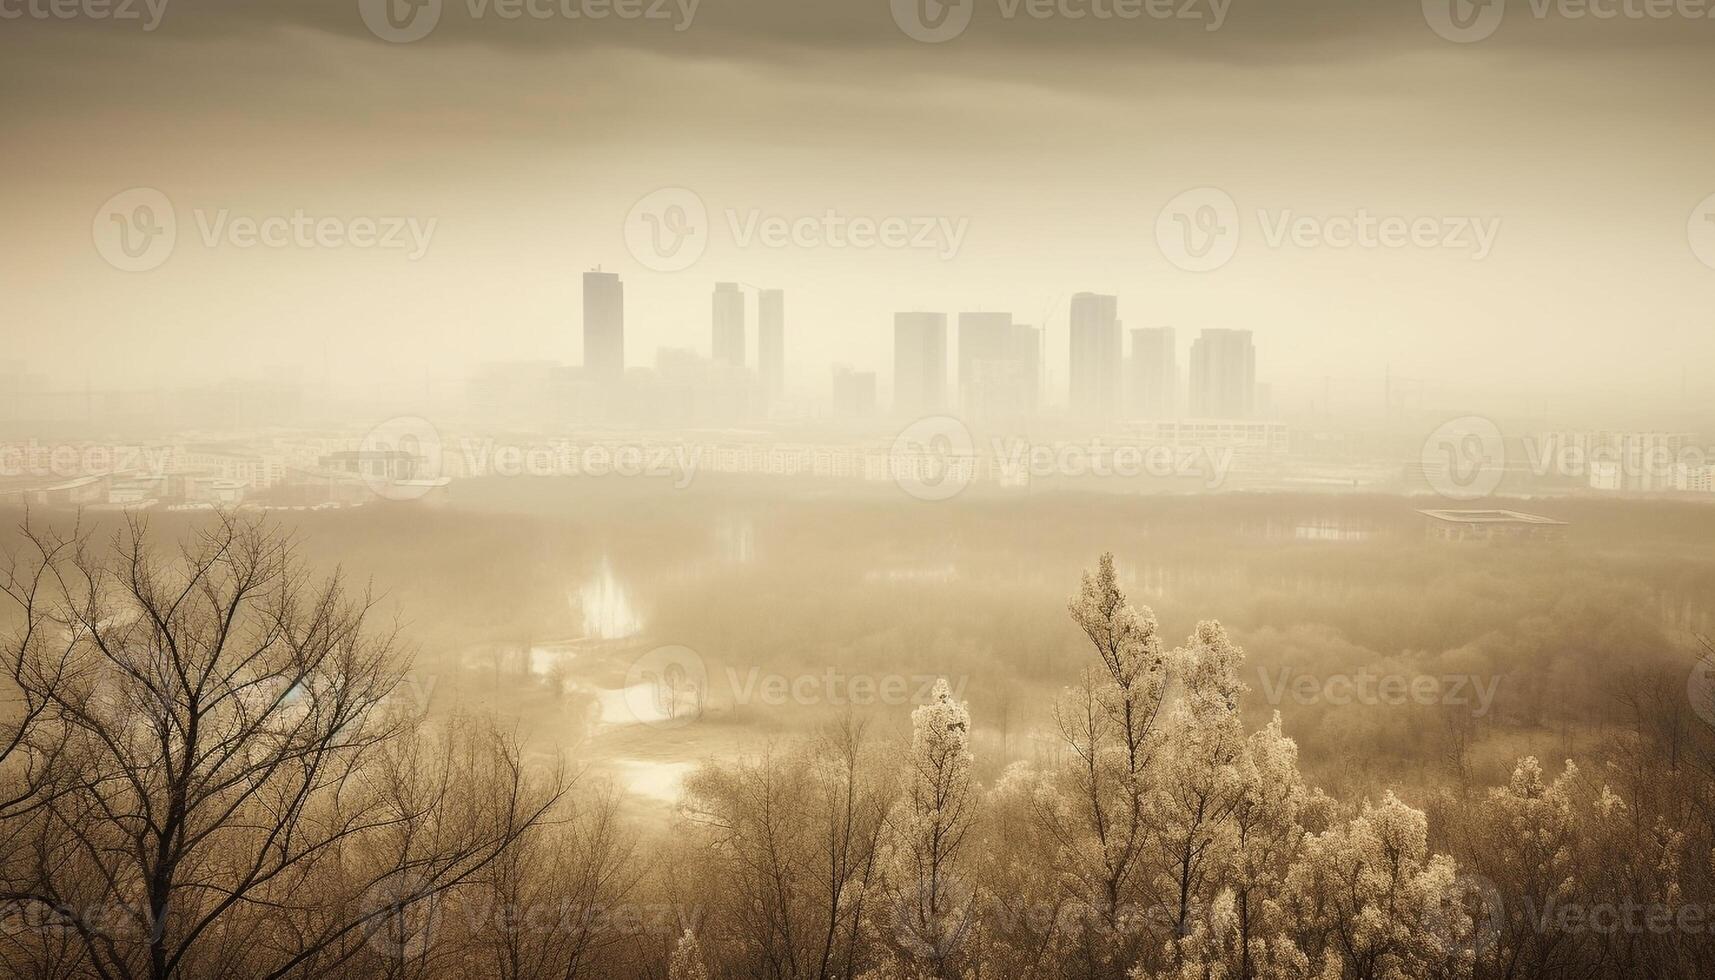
[0,513,564,980]
[0,513,88,814]
[455,779,643,980]
[680,712,896,980]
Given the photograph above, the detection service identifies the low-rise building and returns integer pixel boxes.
[1419,508,1567,543]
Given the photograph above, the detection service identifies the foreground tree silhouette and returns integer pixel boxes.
[880,679,977,978]
[1052,553,1171,974]
[0,514,564,980]
[679,713,897,980]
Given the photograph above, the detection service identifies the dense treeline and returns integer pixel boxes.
[2,515,1713,978]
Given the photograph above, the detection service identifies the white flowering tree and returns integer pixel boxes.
[1461,757,1579,976]
[1277,792,1473,979]
[1154,622,1250,952]
[1157,713,1326,980]
[1039,553,1170,970]
[668,929,710,980]
[883,678,977,979]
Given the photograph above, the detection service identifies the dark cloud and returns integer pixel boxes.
[6,0,1712,61]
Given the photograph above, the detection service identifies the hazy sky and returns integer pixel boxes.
[4,0,1713,417]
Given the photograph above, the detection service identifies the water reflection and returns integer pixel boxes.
[716,516,754,564]
[578,558,643,640]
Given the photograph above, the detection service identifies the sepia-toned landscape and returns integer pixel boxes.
[3,486,1715,978]
[6,0,1715,976]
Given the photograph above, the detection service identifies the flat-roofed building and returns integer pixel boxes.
[1418,508,1567,542]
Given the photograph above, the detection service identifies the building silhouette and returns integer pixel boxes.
[712,282,746,367]
[582,269,624,380]
[958,312,1039,421]
[893,312,948,416]
[1129,326,1176,418]
[759,288,784,401]
[1069,292,1122,419]
[1188,328,1256,418]
[831,366,877,417]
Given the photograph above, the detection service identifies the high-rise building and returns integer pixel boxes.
[582,269,624,380]
[831,366,877,417]
[758,288,784,400]
[712,282,746,367]
[958,312,1039,420]
[893,312,948,416]
[1188,328,1256,418]
[1129,327,1176,418]
[637,347,757,427]
[1069,292,1122,419]
[1010,323,1042,416]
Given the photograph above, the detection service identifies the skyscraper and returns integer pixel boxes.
[712,282,745,367]
[958,312,1039,420]
[1129,327,1176,418]
[1069,292,1122,419]
[893,312,948,416]
[1188,328,1256,418]
[831,366,877,417]
[582,269,624,380]
[758,288,784,400]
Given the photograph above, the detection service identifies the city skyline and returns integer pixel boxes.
[577,272,1265,421]
[6,4,1712,420]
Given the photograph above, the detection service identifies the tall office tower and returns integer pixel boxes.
[958,312,1039,420]
[758,288,784,400]
[1011,323,1042,415]
[1188,328,1256,418]
[712,282,746,367]
[582,269,624,380]
[893,312,948,416]
[1129,327,1177,418]
[831,366,877,417]
[1069,292,1123,419]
